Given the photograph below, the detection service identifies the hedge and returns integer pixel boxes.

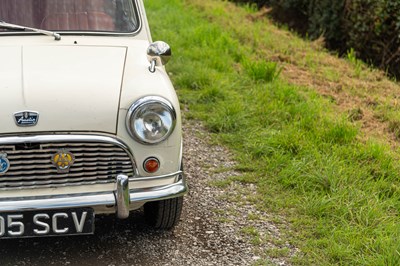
[345,0,400,77]
[231,0,400,78]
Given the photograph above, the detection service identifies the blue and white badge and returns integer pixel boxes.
[14,111,39,127]
[0,154,10,174]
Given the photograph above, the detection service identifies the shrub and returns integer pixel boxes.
[345,0,400,77]
[230,0,400,79]
[231,0,269,8]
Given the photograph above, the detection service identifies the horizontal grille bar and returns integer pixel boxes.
[7,157,131,166]
[7,152,128,160]
[0,147,124,154]
[7,161,132,171]
[0,140,135,190]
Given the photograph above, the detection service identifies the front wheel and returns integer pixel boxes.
[144,196,183,229]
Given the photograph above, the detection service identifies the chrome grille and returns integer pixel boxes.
[0,141,134,190]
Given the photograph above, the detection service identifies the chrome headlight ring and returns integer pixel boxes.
[126,96,177,144]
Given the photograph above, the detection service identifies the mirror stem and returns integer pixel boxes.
[149,59,156,73]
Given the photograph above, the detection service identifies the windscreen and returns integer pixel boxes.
[0,0,139,32]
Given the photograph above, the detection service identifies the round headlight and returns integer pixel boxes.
[126,96,176,144]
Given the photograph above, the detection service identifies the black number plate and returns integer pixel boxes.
[0,208,94,239]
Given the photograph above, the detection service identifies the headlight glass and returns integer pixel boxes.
[126,97,176,144]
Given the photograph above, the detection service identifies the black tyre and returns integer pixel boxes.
[144,196,183,229]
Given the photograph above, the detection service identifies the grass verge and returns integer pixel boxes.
[145,0,400,264]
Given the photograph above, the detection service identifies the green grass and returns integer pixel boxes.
[242,59,282,82]
[145,0,400,264]
[346,48,364,78]
[241,226,262,245]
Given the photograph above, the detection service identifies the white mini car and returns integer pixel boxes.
[0,0,187,238]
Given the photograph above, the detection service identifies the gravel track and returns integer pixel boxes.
[0,121,297,265]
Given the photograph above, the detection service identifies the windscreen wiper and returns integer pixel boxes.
[0,20,61,41]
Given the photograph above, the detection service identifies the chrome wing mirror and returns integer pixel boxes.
[147,41,171,73]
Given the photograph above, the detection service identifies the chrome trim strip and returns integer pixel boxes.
[0,134,126,147]
[179,140,183,169]
[129,170,182,182]
[0,175,188,212]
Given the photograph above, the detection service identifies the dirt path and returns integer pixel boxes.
[0,121,297,265]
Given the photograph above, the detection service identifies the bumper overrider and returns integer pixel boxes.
[0,134,188,219]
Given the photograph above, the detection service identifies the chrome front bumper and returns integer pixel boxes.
[0,174,188,218]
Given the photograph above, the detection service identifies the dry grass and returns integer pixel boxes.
[202,2,400,148]
[254,15,400,148]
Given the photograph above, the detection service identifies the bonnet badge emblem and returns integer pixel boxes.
[14,111,39,127]
[0,153,10,174]
[52,150,75,173]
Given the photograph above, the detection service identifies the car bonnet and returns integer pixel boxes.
[0,45,127,134]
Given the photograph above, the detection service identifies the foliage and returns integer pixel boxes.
[345,0,400,77]
[231,0,400,78]
[231,0,269,8]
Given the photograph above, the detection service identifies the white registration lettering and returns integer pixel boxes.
[7,214,24,236]
[33,214,50,235]
[52,213,69,234]
[72,212,87,233]
[0,216,4,237]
